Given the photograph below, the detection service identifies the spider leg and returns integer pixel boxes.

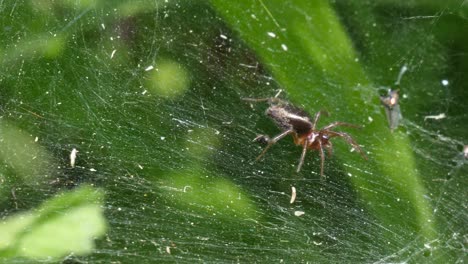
[312,110,329,130]
[296,139,309,172]
[327,131,368,160]
[318,139,326,177]
[255,129,293,161]
[322,122,361,130]
[312,111,321,130]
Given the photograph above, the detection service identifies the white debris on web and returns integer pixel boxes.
[274,89,283,98]
[294,211,305,217]
[290,186,296,204]
[395,64,408,85]
[424,113,446,121]
[267,32,276,38]
[70,148,78,168]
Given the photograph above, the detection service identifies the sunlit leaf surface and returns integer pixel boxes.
[0,186,106,260]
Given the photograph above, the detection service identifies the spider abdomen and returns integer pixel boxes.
[266,105,312,134]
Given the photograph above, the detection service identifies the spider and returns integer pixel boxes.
[244,96,367,176]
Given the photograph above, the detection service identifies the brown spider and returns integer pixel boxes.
[244,97,367,176]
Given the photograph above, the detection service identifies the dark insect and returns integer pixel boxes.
[244,97,367,176]
[380,89,402,132]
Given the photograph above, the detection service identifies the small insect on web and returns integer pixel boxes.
[380,64,408,132]
[380,89,401,132]
[243,92,367,177]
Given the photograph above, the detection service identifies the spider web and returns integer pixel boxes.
[0,0,467,263]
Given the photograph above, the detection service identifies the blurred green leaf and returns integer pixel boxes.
[0,121,54,186]
[0,186,107,261]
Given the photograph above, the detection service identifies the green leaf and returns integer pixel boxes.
[210,0,440,259]
[0,121,55,186]
[0,186,107,261]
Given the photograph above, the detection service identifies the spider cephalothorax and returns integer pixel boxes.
[244,97,367,176]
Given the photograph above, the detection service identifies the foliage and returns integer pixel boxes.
[0,0,466,262]
[0,186,106,261]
